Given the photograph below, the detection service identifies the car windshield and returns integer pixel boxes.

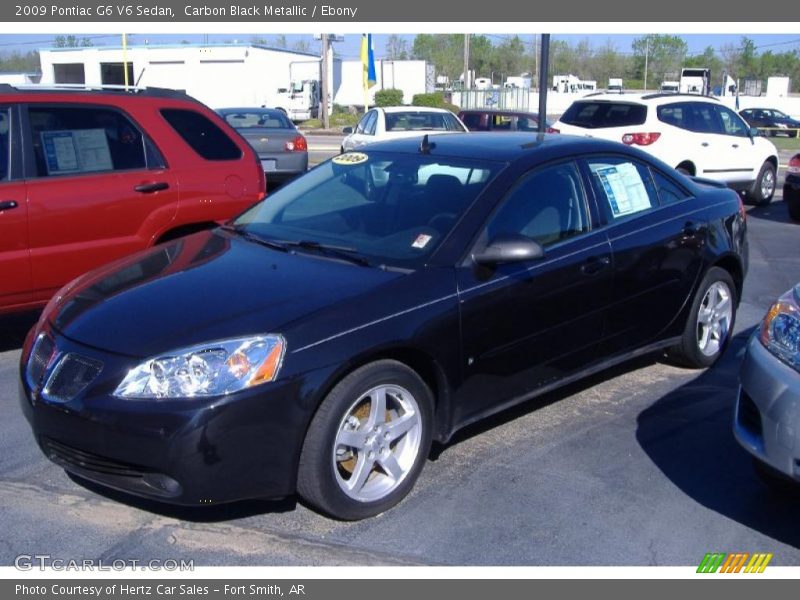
[233,150,503,269]
[385,112,449,131]
[222,111,294,129]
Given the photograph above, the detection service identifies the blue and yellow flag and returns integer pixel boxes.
[361,34,377,90]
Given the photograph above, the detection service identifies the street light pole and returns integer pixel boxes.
[321,34,329,129]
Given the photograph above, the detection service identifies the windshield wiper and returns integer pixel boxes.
[276,239,372,267]
[218,225,290,252]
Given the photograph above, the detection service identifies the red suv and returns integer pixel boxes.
[0,85,265,314]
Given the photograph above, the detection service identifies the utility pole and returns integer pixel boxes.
[643,36,649,92]
[463,33,470,90]
[320,34,329,129]
[537,34,550,133]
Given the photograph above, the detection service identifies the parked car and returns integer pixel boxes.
[784,154,800,222]
[458,109,556,133]
[739,108,800,138]
[341,106,466,153]
[217,107,308,186]
[554,93,779,205]
[735,283,800,489]
[0,85,265,315]
[20,134,748,520]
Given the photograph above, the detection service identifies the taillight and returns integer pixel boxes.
[547,127,559,134]
[286,135,308,152]
[788,155,800,175]
[621,132,661,146]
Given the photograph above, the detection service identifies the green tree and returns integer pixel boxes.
[273,35,288,49]
[385,34,409,60]
[631,34,687,87]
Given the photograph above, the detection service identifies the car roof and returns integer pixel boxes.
[218,107,286,114]
[571,92,721,105]
[379,106,453,114]
[360,132,638,162]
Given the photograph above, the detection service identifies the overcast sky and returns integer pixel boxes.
[1,33,798,61]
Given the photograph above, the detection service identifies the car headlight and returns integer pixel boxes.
[760,285,800,372]
[114,335,286,399]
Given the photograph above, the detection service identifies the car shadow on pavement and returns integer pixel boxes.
[67,473,299,523]
[636,326,800,549]
[746,199,796,226]
[0,310,40,352]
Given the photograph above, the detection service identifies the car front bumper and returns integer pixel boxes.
[19,329,328,506]
[734,333,800,481]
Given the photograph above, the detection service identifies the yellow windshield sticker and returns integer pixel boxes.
[332,152,368,165]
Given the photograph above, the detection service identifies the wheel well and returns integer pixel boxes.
[676,161,696,176]
[712,255,744,304]
[766,155,778,171]
[155,222,218,244]
[310,348,449,440]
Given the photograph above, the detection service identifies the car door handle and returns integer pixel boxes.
[0,200,18,210]
[732,143,740,148]
[134,182,169,193]
[701,142,710,147]
[580,255,611,275]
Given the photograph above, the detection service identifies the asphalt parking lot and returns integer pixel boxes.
[1,159,799,567]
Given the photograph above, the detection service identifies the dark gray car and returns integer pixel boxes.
[218,108,309,186]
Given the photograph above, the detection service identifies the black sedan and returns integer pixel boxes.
[19,134,748,520]
[739,108,800,138]
[217,107,308,186]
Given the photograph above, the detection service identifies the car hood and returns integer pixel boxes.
[49,230,402,358]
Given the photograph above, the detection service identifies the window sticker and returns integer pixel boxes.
[593,162,651,217]
[41,129,113,175]
[411,233,432,249]
[332,152,368,166]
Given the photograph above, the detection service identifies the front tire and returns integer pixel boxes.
[297,360,433,520]
[669,267,736,368]
[749,161,777,206]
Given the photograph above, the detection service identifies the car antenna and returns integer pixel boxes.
[419,134,435,154]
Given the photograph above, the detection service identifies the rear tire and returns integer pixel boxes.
[668,267,736,368]
[749,161,776,206]
[297,360,433,520]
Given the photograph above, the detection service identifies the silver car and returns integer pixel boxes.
[735,283,800,486]
[218,108,308,187]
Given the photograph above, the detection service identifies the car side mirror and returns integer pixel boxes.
[342,126,354,134]
[472,234,545,266]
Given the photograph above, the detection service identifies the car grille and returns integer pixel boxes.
[41,353,103,403]
[40,437,182,498]
[737,389,763,438]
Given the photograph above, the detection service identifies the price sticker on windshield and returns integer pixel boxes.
[332,152,369,165]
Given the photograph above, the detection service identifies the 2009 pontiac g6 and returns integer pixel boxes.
[20,133,748,520]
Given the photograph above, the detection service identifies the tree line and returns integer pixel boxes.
[404,34,800,92]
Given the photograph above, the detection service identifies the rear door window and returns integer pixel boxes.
[586,156,660,222]
[560,102,647,129]
[28,105,148,177]
[160,108,242,161]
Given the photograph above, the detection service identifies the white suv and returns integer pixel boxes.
[554,93,779,205]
